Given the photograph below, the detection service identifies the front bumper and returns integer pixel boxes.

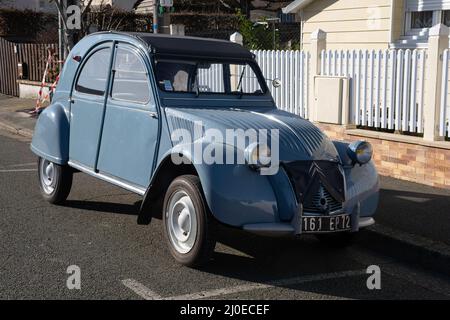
[243,217,375,237]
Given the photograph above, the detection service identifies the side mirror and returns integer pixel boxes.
[272,78,281,88]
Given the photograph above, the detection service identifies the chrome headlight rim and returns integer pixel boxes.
[245,142,272,168]
[347,141,373,165]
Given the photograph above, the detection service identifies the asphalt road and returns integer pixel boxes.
[0,129,449,300]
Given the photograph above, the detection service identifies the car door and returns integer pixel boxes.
[69,44,113,169]
[95,43,159,188]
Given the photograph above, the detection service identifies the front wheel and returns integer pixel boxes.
[38,157,73,204]
[163,175,216,267]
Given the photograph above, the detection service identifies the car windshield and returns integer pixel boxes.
[154,58,267,96]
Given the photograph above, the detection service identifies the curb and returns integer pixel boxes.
[0,119,33,138]
[359,224,450,275]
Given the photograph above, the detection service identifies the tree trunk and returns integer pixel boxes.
[66,0,78,51]
[241,0,251,17]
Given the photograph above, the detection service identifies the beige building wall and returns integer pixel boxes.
[390,0,405,44]
[300,0,395,51]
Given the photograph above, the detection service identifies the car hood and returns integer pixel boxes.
[164,107,340,162]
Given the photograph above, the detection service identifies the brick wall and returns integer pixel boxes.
[316,123,450,190]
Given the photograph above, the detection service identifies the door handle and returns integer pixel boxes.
[68,97,75,104]
[149,111,158,119]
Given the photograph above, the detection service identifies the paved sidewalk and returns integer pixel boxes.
[0,94,39,138]
[0,94,449,274]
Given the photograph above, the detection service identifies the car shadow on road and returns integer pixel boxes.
[196,226,448,299]
[191,225,380,299]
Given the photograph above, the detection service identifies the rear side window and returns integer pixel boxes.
[111,47,151,104]
[76,48,111,96]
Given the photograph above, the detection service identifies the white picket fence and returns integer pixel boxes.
[440,49,450,138]
[321,49,427,134]
[196,48,450,138]
[253,50,310,118]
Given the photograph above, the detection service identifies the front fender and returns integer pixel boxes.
[333,141,380,217]
[179,142,281,227]
[31,103,70,165]
[344,161,380,217]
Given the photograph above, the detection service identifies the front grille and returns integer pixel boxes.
[303,182,343,215]
[282,161,345,216]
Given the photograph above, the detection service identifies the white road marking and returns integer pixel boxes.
[122,269,366,300]
[0,169,37,173]
[168,283,271,301]
[121,279,162,300]
[395,195,431,203]
[6,162,36,168]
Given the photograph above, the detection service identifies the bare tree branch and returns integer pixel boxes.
[82,0,94,14]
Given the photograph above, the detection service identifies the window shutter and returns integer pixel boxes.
[406,0,450,11]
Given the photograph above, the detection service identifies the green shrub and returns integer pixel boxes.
[236,10,280,50]
[0,9,58,42]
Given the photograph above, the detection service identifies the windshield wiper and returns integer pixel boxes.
[236,66,246,98]
[193,63,200,97]
[195,81,200,97]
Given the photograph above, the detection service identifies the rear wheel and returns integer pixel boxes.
[38,157,73,204]
[163,175,216,267]
[316,232,357,248]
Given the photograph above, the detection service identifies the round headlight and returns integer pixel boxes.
[347,141,373,165]
[245,143,271,167]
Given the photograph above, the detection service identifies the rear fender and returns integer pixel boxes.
[31,103,70,165]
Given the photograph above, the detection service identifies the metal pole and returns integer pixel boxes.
[273,21,276,49]
[153,0,159,33]
[63,0,69,59]
[58,9,63,68]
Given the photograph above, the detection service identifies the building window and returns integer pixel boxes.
[410,11,433,29]
[443,10,450,27]
[279,13,296,23]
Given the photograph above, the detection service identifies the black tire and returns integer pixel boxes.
[316,232,358,248]
[37,157,73,204]
[163,175,216,267]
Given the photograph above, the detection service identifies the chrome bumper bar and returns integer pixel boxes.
[243,217,375,237]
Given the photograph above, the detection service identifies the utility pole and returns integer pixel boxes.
[58,6,64,64]
[66,0,77,53]
[156,0,172,34]
[153,0,159,33]
[267,18,280,50]
[54,0,70,59]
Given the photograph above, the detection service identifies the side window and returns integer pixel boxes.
[76,47,111,96]
[112,47,151,104]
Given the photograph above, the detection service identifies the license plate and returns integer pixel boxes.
[302,214,351,233]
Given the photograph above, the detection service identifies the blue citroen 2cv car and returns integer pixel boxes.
[31,32,379,266]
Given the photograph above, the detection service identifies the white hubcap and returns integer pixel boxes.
[166,190,197,254]
[40,159,56,194]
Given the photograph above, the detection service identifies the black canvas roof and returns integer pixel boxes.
[129,33,254,60]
